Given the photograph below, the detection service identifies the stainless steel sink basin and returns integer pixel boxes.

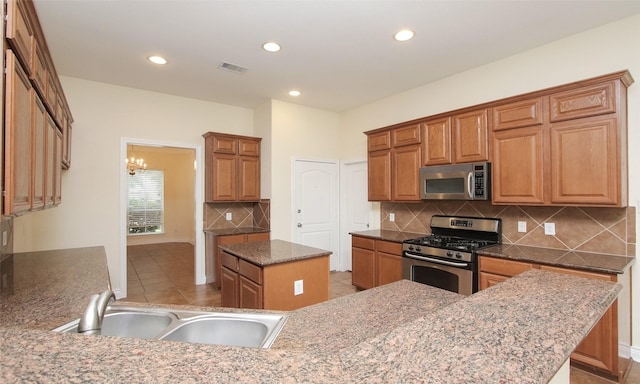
[53,306,287,348]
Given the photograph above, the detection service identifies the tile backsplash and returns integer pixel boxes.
[381,201,636,257]
[204,200,270,230]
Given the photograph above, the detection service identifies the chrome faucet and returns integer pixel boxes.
[77,289,115,334]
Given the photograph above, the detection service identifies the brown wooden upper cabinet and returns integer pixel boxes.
[367,123,421,201]
[491,71,632,207]
[3,0,73,216]
[203,132,261,202]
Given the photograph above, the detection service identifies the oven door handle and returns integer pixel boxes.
[404,252,470,268]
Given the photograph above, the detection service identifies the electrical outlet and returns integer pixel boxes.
[294,280,304,295]
[225,212,232,221]
[544,222,556,236]
[389,213,395,222]
[517,221,527,233]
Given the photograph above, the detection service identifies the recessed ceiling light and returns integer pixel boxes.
[394,29,415,42]
[262,42,281,52]
[288,90,301,97]
[148,56,167,65]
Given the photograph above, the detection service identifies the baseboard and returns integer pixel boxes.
[631,345,640,361]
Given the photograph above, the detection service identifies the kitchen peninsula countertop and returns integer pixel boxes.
[479,244,635,274]
[203,226,269,236]
[349,229,426,243]
[219,239,331,266]
[0,246,621,383]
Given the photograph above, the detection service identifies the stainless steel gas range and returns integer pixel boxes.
[401,215,502,296]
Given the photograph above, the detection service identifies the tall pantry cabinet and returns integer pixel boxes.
[3,0,73,216]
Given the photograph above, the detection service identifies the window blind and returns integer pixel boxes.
[128,170,164,234]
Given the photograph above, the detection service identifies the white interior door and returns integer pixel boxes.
[340,160,372,271]
[293,159,339,271]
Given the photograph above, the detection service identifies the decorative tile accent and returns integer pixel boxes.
[204,201,270,230]
[381,202,635,257]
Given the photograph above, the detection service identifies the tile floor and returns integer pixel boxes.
[125,242,637,384]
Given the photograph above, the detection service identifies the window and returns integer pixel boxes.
[128,170,164,235]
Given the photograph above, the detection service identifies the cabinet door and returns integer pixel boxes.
[220,266,239,307]
[540,265,617,375]
[392,144,421,201]
[238,155,260,201]
[32,94,46,210]
[6,0,34,75]
[211,153,237,201]
[368,130,391,152]
[550,116,620,206]
[215,234,245,289]
[351,247,376,289]
[492,98,544,131]
[478,271,509,290]
[453,109,489,163]
[31,38,47,98]
[239,275,263,309]
[54,128,63,205]
[392,124,421,147]
[44,114,56,207]
[367,150,391,201]
[492,126,545,204]
[377,252,402,286]
[238,138,260,156]
[4,51,34,215]
[422,118,452,165]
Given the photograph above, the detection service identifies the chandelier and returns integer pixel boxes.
[126,147,147,175]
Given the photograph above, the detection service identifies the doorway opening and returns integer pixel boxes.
[119,138,204,300]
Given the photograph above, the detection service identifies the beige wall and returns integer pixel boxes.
[126,147,195,246]
[340,13,640,357]
[269,100,341,240]
[12,78,254,296]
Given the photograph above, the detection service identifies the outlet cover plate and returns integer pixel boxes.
[225,212,232,221]
[517,221,527,233]
[544,222,556,236]
[389,213,395,222]
[294,280,303,295]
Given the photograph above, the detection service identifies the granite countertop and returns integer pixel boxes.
[0,246,621,383]
[350,229,426,243]
[219,239,331,266]
[203,227,269,236]
[479,244,635,274]
[0,247,110,330]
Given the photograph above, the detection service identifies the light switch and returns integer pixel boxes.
[544,222,556,236]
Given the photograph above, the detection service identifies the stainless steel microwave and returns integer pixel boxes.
[419,162,490,200]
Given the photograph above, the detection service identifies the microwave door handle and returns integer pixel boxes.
[467,172,473,199]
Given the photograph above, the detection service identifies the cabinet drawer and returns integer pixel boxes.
[479,257,533,277]
[368,131,391,151]
[392,124,421,147]
[212,136,237,154]
[220,251,239,271]
[550,82,616,122]
[239,260,263,284]
[352,236,375,250]
[376,240,402,255]
[492,98,544,131]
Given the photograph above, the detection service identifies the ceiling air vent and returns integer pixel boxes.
[218,62,248,74]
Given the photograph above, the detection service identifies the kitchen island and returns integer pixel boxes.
[0,246,621,383]
[218,239,331,310]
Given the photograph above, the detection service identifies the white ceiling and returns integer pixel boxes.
[33,0,640,113]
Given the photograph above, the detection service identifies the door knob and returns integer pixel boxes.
[297,223,302,228]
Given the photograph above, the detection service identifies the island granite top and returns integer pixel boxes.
[479,244,635,274]
[219,239,331,266]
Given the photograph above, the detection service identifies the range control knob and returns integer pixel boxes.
[455,253,463,259]
[446,251,453,257]
[415,246,421,252]
[408,245,414,251]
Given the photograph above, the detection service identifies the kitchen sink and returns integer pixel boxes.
[53,306,287,348]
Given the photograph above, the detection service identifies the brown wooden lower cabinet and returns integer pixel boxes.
[205,231,270,289]
[478,256,625,380]
[351,235,403,289]
[220,250,329,310]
